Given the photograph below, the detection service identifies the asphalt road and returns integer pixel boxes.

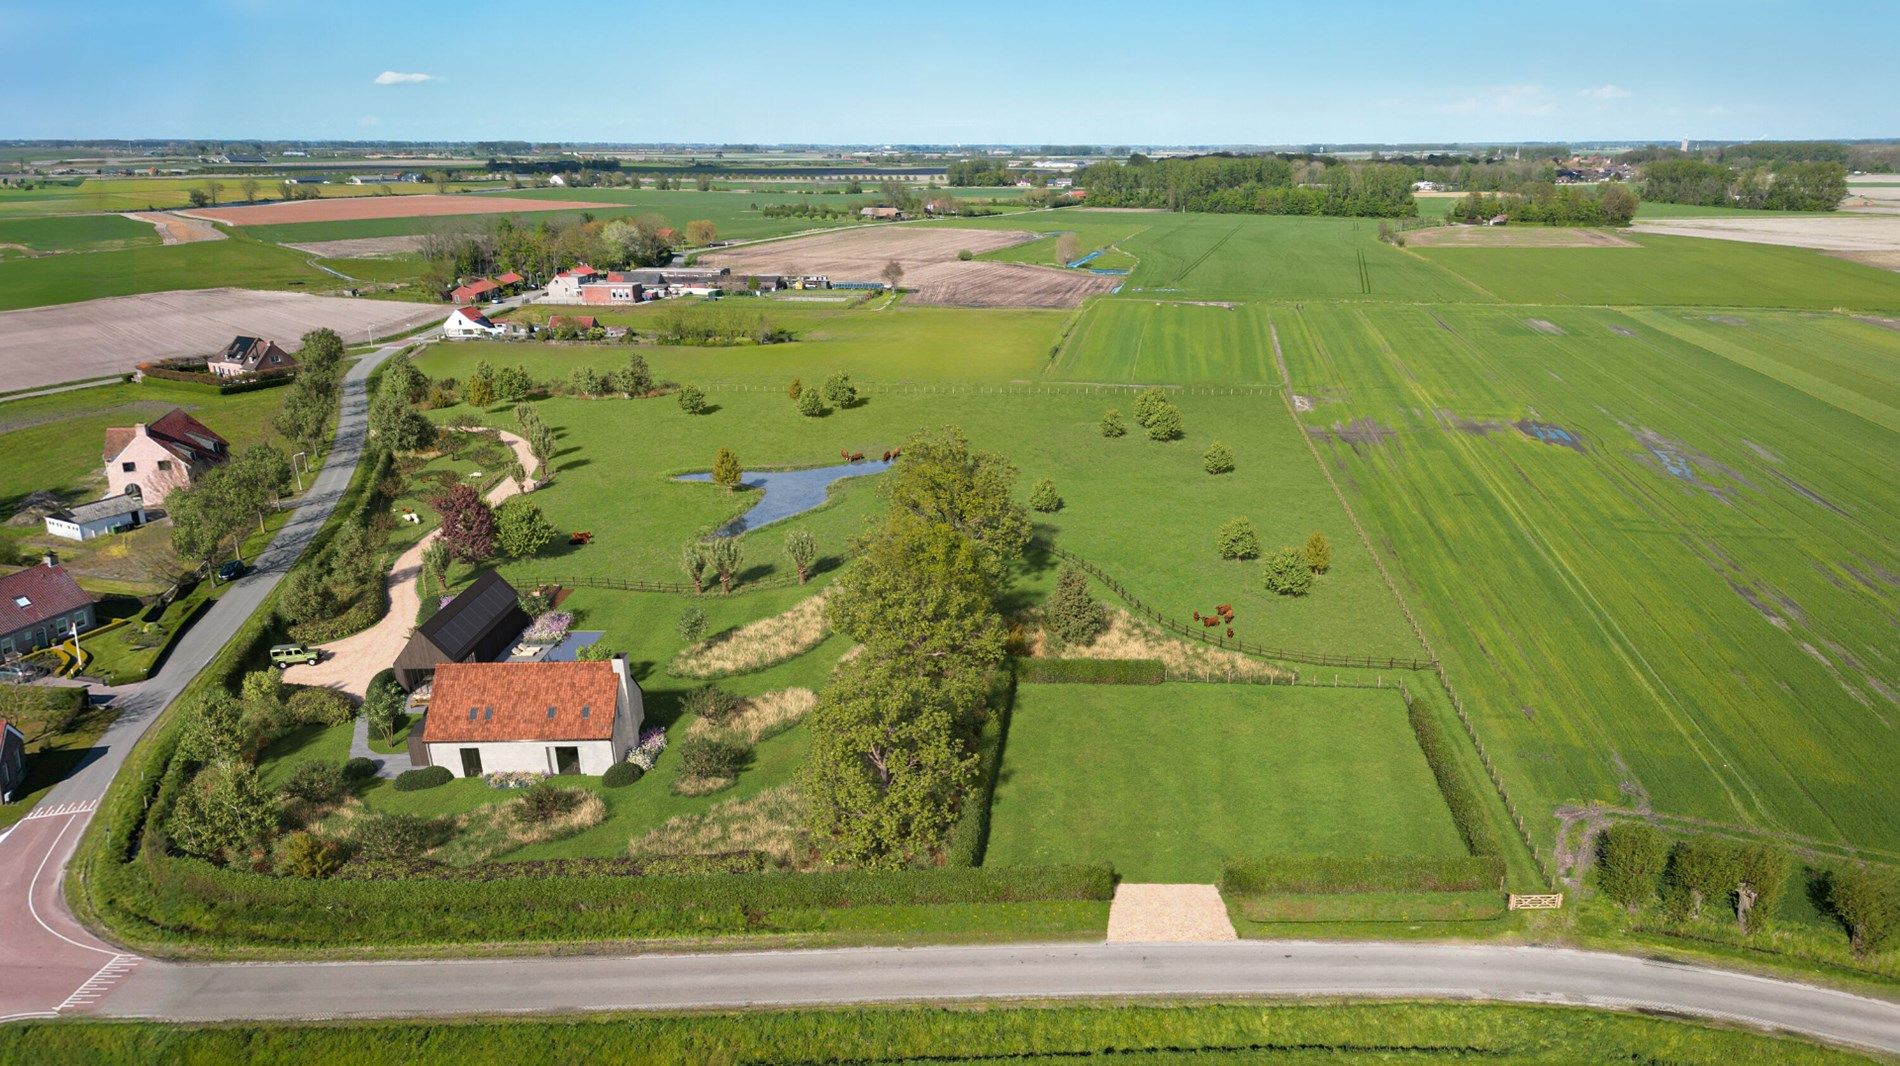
[0,333,409,1021]
[99,940,1900,1053]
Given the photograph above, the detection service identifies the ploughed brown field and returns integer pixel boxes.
[702,227,1122,308]
[0,289,442,391]
[1403,225,1637,248]
[179,194,618,226]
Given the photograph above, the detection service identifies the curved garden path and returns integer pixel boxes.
[281,430,535,699]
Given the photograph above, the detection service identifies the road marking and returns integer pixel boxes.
[26,810,123,959]
[20,799,98,820]
[56,955,141,1013]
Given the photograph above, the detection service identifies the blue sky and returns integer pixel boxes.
[2,1,1889,144]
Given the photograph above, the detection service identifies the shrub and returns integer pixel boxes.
[342,757,377,783]
[273,831,341,879]
[682,684,745,726]
[1663,836,1742,920]
[1828,865,1900,956]
[351,812,451,861]
[1044,565,1107,649]
[1407,698,1500,857]
[1736,842,1792,933]
[676,384,708,414]
[677,606,708,643]
[957,248,974,261]
[1221,854,1503,895]
[1202,442,1235,474]
[1215,517,1259,560]
[602,761,643,788]
[1596,822,1669,911]
[513,783,585,827]
[1261,547,1313,595]
[1016,658,1163,684]
[1099,409,1126,438]
[286,687,355,727]
[1132,387,1169,428]
[628,726,668,771]
[796,387,825,417]
[1028,477,1062,513]
[1304,530,1332,574]
[787,377,802,399]
[495,497,558,559]
[677,733,749,779]
[1145,403,1183,441]
[280,761,347,805]
[822,373,857,408]
[393,766,453,792]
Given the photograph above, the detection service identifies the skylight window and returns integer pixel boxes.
[12,596,29,608]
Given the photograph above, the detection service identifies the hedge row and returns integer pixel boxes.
[1407,695,1502,858]
[138,364,295,394]
[337,852,768,881]
[1014,658,1165,685]
[945,670,1016,867]
[1220,854,1506,896]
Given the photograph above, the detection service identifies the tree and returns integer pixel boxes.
[169,759,277,865]
[1597,822,1669,912]
[706,536,743,595]
[465,362,497,408]
[1201,441,1240,474]
[1216,517,1259,560]
[872,426,1030,589]
[712,447,742,493]
[676,385,708,414]
[420,540,450,589]
[1045,565,1107,649]
[800,650,980,868]
[880,259,905,290]
[495,497,557,559]
[240,177,260,203]
[186,187,209,208]
[527,422,558,477]
[273,329,345,452]
[1735,843,1792,934]
[1303,531,1332,574]
[368,390,436,453]
[787,377,802,399]
[1055,232,1081,264]
[610,354,652,397]
[1027,477,1062,513]
[364,673,408,746]
[493,364,535,404]
[797,387,825,417]
[225,444,292,535]
[431,483,496,563]
[685,219,718,245]
[168,468,249,574]
[1262,547,1313,595]
[677,605,707,644]
[1145,402,1183,441]
[1100,409,1127,438]
[177,691,250,765]
[1828,866,1900,956]
[568,366,607,396]
[822,372,857,408]
[1663,837,1742,920]
[679,541,709,595]
[784,529,816,584]
[1133,387,1170,428]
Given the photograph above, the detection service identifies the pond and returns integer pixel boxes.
[676,459,894,534]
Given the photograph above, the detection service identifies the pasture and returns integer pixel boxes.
[1277,303,1900,858]
[0,233,356,310]
[1050,301,1281,384]
[983,683,1468,882]
[0,177,502,218]
[0,214,158,257]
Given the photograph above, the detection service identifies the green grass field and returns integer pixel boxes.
[0,213,158,257]
[1051,301,1281,383]
[984,683,1467,881]
[0,232,353,309]
[1277,302,1900,860]
[0,177,503,218]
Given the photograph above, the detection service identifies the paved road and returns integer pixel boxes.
[0,333,410,1021]
[97,940,1900,1053]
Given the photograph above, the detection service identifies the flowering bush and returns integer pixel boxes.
[483,771,547,790]
[522,610,573,644]
[628,726,668,771]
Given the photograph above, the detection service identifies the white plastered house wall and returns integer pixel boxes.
[425,656,644,777]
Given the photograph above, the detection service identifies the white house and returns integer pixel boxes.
[542,265,601,303]
[44,493,147,541]
[419,658,644,778]
[442,306,505,339]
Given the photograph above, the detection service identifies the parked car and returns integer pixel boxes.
[269,643,320,668]
[217,560,248,582]
[0,661,46,684]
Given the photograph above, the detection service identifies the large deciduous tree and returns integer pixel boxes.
[432,483,496,564]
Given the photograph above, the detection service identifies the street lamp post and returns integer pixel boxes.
[292,451,308,494]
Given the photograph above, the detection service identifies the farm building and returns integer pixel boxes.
[616,267,732,297]
[207,335,296,379]
[450,278,501,304]
[495,271,525,291]
[416,656,645,778]
[102,408,229,506]
[393,571,532,692]
[0,555,97,659]
[43,493,147,542]
[0,719,24,803]
[860,206,902,220]
[542,265,602,303]
[442,306,505,339]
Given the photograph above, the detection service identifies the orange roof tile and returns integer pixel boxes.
[423,661,618,743]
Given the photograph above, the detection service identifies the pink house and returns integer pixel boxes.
[102,408,229,506]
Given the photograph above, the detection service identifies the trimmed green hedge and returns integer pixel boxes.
[945,670,1015,867]
[393,766,452,791]
[1014,658,1165,685]
[1406,695,1502,858]
[1220,854,1506,895]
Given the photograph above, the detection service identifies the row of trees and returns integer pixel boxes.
[419,214,679,296]
[1445,184,1639,226]
[270,328,346,455]
[1077,155,1417,217]
[1641,159,1847,212]
[801,428,1029,867]
[168,444,293,578]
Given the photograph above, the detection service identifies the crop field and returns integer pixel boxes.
[0,233,359,310]
[1277,303,1900,858]
[0,213,159,257]
[1051,301,1280,384]
[0,177,502,219]
[984,683,1468,881]
[1415,232,1900,310]
[182,193,619,226]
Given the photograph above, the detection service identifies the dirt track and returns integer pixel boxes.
[180,194,617,226]
[702,227,1120,307]
[0,289,443,391]
[122,211,226,245]
[1405,226,1636,248]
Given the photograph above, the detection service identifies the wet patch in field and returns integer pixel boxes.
[1292,393,1316,412]
[1514,421,1584,451]
[1729,579,1790,629]
[1627,428,1753,499]
[1525,318,1565,335]
[1436,409,1505,435]
[1740,439,1781,464]
[1308,417,1395,449]
[1707,314,1748,326]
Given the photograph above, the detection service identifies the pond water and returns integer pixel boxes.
[676,459,894,534]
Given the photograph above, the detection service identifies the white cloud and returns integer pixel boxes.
[1436,85,1555,117]
[373,71,437,86]
[1582,84,1632,100]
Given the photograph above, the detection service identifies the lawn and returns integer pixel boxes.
[0,232,353,310]
[983,683,1467,881]
[1050,300,1282,383]
[0,213,158,257]
[1279,302,1900,858]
